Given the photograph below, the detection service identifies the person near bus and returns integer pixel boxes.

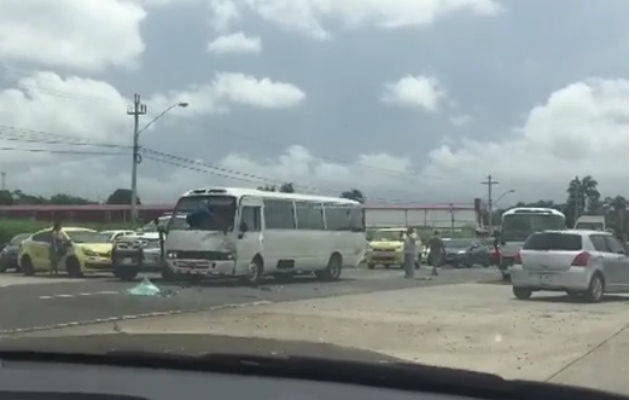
[49,221,64,276]
[403,227,417,279]
[428,230,444,277]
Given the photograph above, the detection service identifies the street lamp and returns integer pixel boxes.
[495,189,515,206]
[128,97,188,226]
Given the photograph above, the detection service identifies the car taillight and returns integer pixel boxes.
[571,251,590,267]
[514,251,522,264]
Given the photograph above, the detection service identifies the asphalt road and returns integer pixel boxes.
[0,266,499,335]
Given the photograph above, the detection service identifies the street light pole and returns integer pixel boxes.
[126,96,188,226]
[127,94,146,226]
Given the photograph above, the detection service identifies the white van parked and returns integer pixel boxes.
[163,187,365,284]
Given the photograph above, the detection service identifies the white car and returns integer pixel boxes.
[101,230,135,243]
[511,230,628,302]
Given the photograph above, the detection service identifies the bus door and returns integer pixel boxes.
[236,196,263,274]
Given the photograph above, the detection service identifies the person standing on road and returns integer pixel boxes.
[403,227,417,279]
[429,230,445,277]
[49,221,64,276]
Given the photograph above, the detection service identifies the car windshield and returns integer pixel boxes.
[0,1,627,397]
[65,231,109,244]
[502,214,566,242]
[171,196,236,231]
[443,239,474,249]
[10,234,29,245]
[370,231,403,241]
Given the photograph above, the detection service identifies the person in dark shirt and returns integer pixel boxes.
[428,230,445,277]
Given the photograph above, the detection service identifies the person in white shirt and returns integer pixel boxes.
[403,227,417,279]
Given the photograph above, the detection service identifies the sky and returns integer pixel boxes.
[0,0,627,206]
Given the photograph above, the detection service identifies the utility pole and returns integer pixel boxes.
[127,93,146,226]
[481,174,499,234]
[0,172,5,191]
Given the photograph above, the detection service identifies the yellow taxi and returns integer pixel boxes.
[365,227,422,269]
[18,227,113,277]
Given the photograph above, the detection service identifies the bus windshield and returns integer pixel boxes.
[171,195,236,231]
[501,214,566,242]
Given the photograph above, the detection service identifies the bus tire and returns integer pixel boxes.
[316,253,342,281]
[243,256,263,286]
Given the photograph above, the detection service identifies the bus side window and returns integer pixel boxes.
[263,200,296,229]
[325,205,350,231]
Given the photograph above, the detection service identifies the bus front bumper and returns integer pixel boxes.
[167,259,236,276]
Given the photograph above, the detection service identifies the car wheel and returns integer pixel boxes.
[316,253,342,281]
[586,274,604,303]
[513,287,532,300]
[501,271,511,281]
[21,256,34,276]
[66,257,82,278]
[114,267,138,281]
[367,263,375,270]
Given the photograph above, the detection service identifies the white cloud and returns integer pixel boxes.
[0,0,146,71]
[148,72,305,116]
[207,32,262,54]
[450,114,474,126]
[382,75,445,112]
[420,78,629,201]
[209,0,501,38]
[0,72,129,142]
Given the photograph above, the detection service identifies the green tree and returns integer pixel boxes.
[279,182,295,193]
[106,188,139,205]
[49,193,93,205]
[12,189,48,205]
[565,176,600,225]
[340,189,365,204]
[0,190,13,205]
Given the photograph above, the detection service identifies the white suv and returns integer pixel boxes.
[511,230,628,302]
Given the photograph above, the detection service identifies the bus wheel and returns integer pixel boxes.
[244,257,263,286]
[316,253,342,281]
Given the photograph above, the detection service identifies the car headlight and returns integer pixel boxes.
[83,248,98,257]
[167,251,178,259]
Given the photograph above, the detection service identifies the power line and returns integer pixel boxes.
[0,146,127,156]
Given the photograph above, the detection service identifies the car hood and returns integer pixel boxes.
[75,243,113,255]
[369,241,403,250]
[0,334,398,364]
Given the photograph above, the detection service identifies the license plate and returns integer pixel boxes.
[179,262,208,269]
[538,273,553,283]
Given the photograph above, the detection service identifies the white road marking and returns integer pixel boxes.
[0,300,272,335]
[38,291,120,300]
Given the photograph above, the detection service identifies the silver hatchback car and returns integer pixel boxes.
[511,230,628,302]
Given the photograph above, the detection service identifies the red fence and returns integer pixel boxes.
[0,205,173,224]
